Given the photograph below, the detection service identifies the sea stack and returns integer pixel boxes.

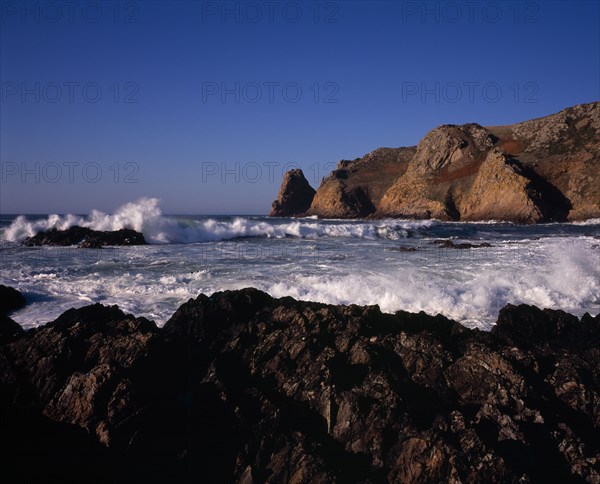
[269,169,316,217]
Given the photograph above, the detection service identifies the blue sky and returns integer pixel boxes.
[1,0,599,214]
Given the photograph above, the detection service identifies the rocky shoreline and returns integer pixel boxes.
[1,286,599,482]
[270,102,600,222]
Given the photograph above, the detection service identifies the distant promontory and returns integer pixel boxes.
[270,101,600,222]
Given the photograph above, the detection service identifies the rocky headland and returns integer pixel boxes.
[2,286,599,482]
[270,101,600,222]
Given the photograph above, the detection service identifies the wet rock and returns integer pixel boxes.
[389,246,419,252]
[432,240,493,249]
[0,284,26,315]
[0,315,24,345]
[78,228,147,248]
[24,226,147,247]
[1,290,599,482]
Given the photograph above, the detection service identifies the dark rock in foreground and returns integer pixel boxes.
[1,288,599,483]
[24,226,147,248]
[0,286,26,345]
[0,284,26,315]
[0,315,24,345]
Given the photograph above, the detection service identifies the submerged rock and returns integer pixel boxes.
[431,240,493,249]
[24,226,147,248]
[1,289,599,482]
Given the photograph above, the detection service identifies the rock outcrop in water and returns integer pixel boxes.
[271,101,599,221]
[269,169,316,217]
[24,226,147,248]
[1,287,599,482]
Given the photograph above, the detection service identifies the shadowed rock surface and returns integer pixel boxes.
[0,286,26,345]
[271,102,599,222]
[1,288,599,483]
[458,149,545,222]
[0,315,25,345]
[269,169,316,217]
[0,284,26,315]
[305,147,415,219]
[24,226,147,248]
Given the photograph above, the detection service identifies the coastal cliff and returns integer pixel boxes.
[270,101,600,222]
[2,286,600,482]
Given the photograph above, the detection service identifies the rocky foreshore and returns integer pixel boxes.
[1,286,599,483]
[270,101,600,222]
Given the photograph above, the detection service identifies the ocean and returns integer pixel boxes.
[1,198,599,330]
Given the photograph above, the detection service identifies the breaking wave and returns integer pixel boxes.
[1,198,436,244]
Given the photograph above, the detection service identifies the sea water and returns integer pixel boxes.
[1,198,599,330]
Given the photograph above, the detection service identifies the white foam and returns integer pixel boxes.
[2,201,599,330]
[571,218,600,226]
[261,237,600,330]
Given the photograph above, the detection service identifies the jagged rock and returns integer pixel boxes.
[406,123,496,176]
[497,101,600,221]
[0,286,26,344]
[459,149,545,223]
[337,147,416,205]
[377,124,497,220]
[0,316,24,345]
[270,148,415,218]
[24,226,147,247]
[1,290,599,482]
[0,284,26,315]
[273,102,600,221]
[306,177,375,218]
[269,169,316,217]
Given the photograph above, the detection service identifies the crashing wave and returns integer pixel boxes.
[1,198,435,244]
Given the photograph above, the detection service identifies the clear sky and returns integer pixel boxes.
[1,0,599,214]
